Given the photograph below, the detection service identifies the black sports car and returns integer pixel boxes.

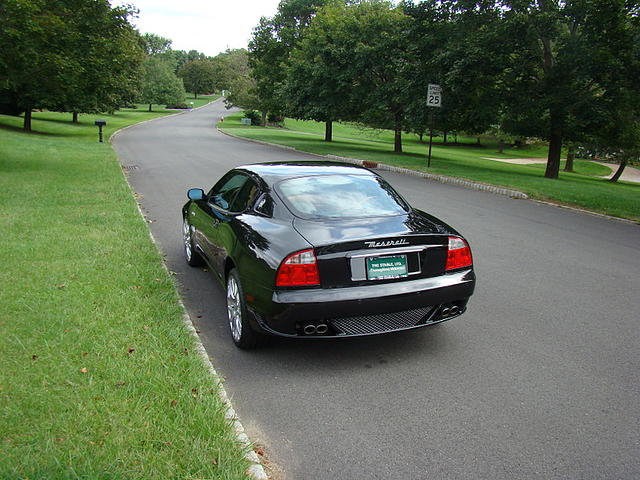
[182,162,475,348]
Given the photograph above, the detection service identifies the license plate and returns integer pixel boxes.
[366,255,408,280]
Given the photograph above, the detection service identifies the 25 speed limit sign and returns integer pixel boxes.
[427,84,442,107]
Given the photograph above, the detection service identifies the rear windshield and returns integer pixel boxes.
[276,174,409,219]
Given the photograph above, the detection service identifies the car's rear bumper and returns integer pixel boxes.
[247,269,475,338]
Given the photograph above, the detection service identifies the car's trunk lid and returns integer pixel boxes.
[292,212,452,288]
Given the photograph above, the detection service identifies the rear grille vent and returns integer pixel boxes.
[329,307,435,336]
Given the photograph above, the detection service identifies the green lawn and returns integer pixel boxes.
[220,113,639,221]
[0,105,252,479]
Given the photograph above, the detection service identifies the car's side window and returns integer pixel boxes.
[229,178,260,213]
[208,173,248,211]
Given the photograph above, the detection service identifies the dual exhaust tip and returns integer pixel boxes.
[440,305,460,318]
[302,323,328,335]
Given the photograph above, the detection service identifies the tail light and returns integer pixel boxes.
[276,249,320,286]
[446,237,473,271]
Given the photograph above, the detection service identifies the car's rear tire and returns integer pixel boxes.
[227,269,265,349]
[183,217,204,267]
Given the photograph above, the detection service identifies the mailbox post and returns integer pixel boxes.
[94,119,107,143]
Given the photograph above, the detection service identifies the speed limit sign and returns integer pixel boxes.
[427,84,442,107]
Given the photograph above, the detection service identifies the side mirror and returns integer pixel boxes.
[187,188,205,200]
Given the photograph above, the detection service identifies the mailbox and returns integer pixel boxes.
[94,119,107,142]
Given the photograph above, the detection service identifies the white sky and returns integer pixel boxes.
[114,0,282,56]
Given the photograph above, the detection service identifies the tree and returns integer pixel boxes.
[138,57,186,111]
[404,1,505,144]
[51,2,144,121]
[178,60,218,98]
[141,33,172,56]
[0,0,142,131]
[218,50,263,111]
[292,1,412,152]
[284,4,363,141]
[249,0,332,125]
[490,0,640,179]
[577,0,640,182]
[172,49,208,73]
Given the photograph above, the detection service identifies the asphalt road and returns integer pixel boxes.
[113,100,640,480]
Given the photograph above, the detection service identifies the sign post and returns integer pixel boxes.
[426,84,441,168]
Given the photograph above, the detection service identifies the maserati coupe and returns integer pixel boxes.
[182,162,475,348]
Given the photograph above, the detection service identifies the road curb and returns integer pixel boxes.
[216,128,529,200]
[113,115,268,480]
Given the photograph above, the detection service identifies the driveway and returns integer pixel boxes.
[113,100,640,480]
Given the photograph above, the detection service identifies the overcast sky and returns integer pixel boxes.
[115,0,283,57]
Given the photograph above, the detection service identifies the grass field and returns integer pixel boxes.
[220,113,639,221]
[0,100,252,479]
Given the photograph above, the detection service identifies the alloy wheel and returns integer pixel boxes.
[227,276,242,342]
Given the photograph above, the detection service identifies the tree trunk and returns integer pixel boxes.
[544,112,563,179]
[498,140,505,154]
[419,132,424,143]
[23,109,32,132]
[564,144,575,172]
[454,133,458,144]
[609,158,628,183]
[394,111,402,153]
[194,92,198,99]
[477,137,481,145]
[443,131,448,143]
[72,112,79,123]
[324,120,333,142]
[148,104,152,112]
[261,111,267,127]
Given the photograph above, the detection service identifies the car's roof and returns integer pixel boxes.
[236,161,376,186]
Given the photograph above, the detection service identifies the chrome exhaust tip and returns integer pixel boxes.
[303,324,317,335]
[441,307,451,317]
[315,324,328,334]
[450,306,460,316]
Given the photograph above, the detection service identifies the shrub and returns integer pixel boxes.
[243,110,261,125]
[268,113,285,125]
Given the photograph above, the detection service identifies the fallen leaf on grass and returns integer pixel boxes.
[79,367,88,374]
[127,347,135,354]
[31,355,38,361]
[171,400,177,407]
[55,438,65,443]
[115,381,126,387]
[191,388,198,398]
[56,284,66,289]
